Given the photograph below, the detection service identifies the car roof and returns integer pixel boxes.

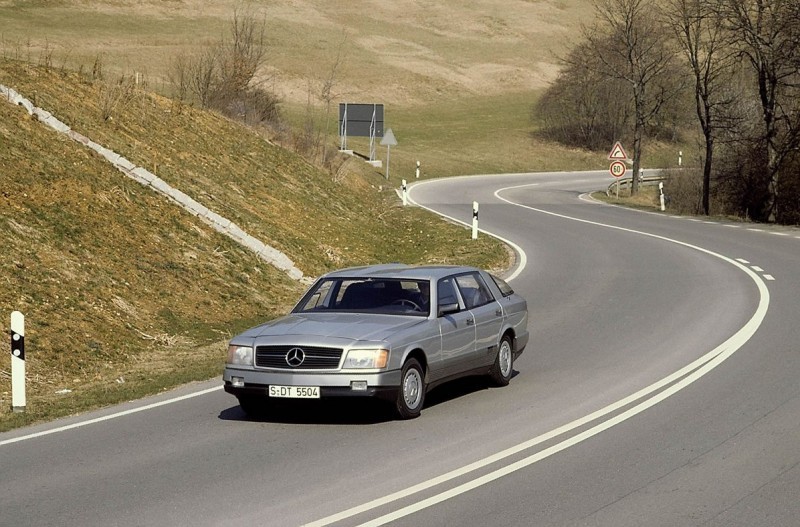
[322,264,480,281]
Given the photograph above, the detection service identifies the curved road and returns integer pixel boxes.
[2,171,798,526]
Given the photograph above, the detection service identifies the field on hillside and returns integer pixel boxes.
[0,0,652,178]
[0,58,508,430]
[0,0,593,104]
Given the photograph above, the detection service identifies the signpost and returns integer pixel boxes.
[609,160,627,178]
[608,141,628,161]
[472,202,479,240]
[608,142,628,198]
[380,128,397,180]
[11,311,25,412]
[338,103,384,162]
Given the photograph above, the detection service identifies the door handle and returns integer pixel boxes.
[495,310,503,317]
[466,318,474,326]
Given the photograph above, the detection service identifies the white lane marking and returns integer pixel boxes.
[0,386,222,447]
[407,179,529,282]
[584,188,800,239]
[764,275,775,281]
[752,266,764,272]
[305,180,770,527]
[737,258,751,264]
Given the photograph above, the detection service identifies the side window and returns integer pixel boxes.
[437,277,460,310]
[455,273,494,309]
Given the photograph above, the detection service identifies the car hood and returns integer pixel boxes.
[242,313,427,343]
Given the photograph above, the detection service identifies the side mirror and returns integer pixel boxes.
[437,303,460,317]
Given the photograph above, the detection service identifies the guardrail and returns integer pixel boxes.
[606,172,668,196]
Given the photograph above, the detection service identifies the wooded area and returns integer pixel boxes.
[535,0,800,224]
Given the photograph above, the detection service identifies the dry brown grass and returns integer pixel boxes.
[0,1,594,105]
[0,58,507,430]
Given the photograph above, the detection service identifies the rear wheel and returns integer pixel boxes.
[489,335,514,386]
[395,358,425,419]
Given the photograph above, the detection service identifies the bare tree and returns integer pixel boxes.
[167,7,280,126]
[217,6,266,100]
[585,0,681,194]
[662,0,739,215]
[720,0,800,222]
[319,31,349,166]
[188,47,220,109]
[535,38,632,150]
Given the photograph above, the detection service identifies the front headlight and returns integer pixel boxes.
[343,348,389,369]
[227,345,253,366]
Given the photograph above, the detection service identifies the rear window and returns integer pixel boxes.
[490,274,514,297]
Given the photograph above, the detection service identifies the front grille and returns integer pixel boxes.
[255,345,343,370]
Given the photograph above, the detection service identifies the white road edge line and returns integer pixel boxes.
[303,177,770,527]
[0,386,222,447]
[406,179,529,282]
[2,176,525,448]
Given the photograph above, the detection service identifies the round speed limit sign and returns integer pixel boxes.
[609,160,627,178]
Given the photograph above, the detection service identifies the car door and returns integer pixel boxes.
[433,276,476,380]
[455,272,504,368]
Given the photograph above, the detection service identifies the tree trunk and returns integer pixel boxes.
[703,133,713,215]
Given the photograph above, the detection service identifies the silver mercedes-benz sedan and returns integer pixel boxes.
[223,264,528,419]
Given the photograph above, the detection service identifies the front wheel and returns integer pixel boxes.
[489,335,514,386]
[237,394,266,418]
[395,358,425,419]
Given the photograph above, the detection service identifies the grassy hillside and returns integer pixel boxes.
[0,1,690,430]
[1,1,647,177]
[0,0,592,103]
[0,59,507,430]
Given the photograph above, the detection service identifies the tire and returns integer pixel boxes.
[237,394,265,417]
[489,335,514,386]
[395,358,425,419]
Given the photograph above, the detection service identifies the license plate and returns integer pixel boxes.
[268,385,320,399]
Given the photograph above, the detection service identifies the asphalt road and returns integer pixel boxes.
[2,171,798,527]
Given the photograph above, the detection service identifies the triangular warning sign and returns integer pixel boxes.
[608,141,628,160]
[380,128,397,146]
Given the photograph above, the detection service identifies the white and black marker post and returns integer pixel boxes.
[11,311,26,412]
[415,160,420,179]
[659,182,666,211]
[402,179,408,206]
[472,201,479,240]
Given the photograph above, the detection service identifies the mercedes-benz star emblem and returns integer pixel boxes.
[285,347,305,367]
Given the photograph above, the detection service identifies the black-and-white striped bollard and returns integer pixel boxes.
[659,182,666,212]
[402,179,408,206]
[472,201,479,240]
[11,311,26,413]
[415,160,420,179]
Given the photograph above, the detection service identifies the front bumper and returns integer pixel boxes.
[223,367,402,402]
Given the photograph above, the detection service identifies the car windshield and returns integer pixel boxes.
[293,278,430,316]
